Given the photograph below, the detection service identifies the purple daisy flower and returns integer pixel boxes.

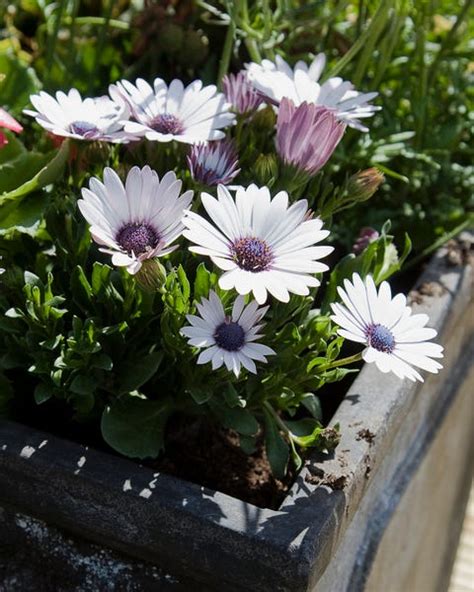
[276,98,346,176]
[222,71,264,116]
[187,140,240,186]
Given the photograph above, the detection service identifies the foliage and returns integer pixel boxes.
[0,0,470,478]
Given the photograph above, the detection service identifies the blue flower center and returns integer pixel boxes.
[150,114,184,135]
[70,121,99,138]
[232,237,273,272]
[116,223,159,255]
[366,324,395,353]
[214,320,246,351]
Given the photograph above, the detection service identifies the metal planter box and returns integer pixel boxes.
[1,241,472,592]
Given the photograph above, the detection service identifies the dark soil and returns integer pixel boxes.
[147,415,295,510]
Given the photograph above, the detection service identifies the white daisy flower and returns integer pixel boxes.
[181,290,275,376]
[330,273,444,382]
[78,165,193,274]
[24,89,135,143]
[246,53,380,132]
[183,184,333,304]
[109,77,236,144]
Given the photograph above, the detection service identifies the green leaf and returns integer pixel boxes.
[91,353,113,371]
[177,264,190,302]
[0,140,69,204]
[0,50,41,113]
[117,351,163,394]
[0,193,48,237]
[187,387,213,404]
[70,266,93,306]
[292,424,341,450]
[263,408,289,479]
[221,407,260,436]
[34,383,53,405]
[301,393,323,420]
[286,418,321,438]
[223,382,246,408]
[101,397,172,458]
[210,397,259,435]
[193,262,212,301]
[0,152,51,195]
[0,133,25,165]
[70,375,96,395]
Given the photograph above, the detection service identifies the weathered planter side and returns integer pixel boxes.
[0,241,472,592]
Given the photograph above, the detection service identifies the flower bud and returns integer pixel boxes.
[253,154,278,186]
[348,168,385,202]
[135,258,167,292]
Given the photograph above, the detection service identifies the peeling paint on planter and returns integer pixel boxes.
[0,240,472,592]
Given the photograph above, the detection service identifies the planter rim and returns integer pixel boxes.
[1,238,472,591]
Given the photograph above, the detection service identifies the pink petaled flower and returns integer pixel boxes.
[276,98,345,176]
[187,140,240,186]
[352,227,380,254]
[222,71,264,115]
[0,107,23,148]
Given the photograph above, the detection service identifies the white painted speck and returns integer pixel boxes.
[20,446,36,459]
[1,444,6,451]
[77,456,86,468]
[139,488,152,499]
[38,440,48,449]
[74,469,81,475]
[153,472,159,477]
[182,498,188,507]
[148,479,157,489]
[122,479,132,492]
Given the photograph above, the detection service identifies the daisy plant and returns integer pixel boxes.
[0,46,444,482]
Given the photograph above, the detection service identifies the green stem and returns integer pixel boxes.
[319,352,363,372]
[92,0,115,92]
[402,217,473,273]
[326,0,390,80]
[46,0,66,84]
[240,0,262,62]
[61,15,129,30]
[263,400,291,436]
[352,0,391,86]
[217,15,236,86]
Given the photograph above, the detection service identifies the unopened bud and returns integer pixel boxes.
[253,154,278,185]
[348,168,384,202]
[250,105,276,130]
[135,259,167,292]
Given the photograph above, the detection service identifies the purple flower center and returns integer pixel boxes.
[214,320,245,351]
[366,324,395,353]
[70,120,99,138]
[150,114,184,135]
[116,223,159,255]
[232,237,273,272]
